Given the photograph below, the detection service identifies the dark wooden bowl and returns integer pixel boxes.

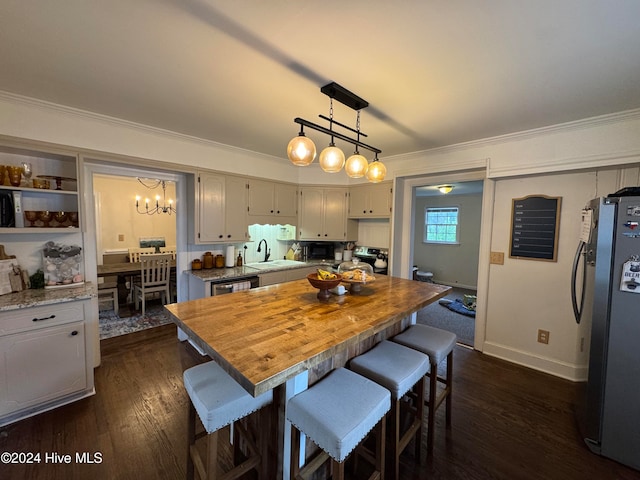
[306,273,342,300]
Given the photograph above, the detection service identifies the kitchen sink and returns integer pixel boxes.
[245,260,306,270]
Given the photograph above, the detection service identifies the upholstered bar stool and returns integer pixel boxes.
[392,324,457,454]
[183,361,273,480]
[286,367,391,480]
[349,340,430,480]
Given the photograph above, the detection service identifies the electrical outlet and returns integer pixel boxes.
[538,329,550,344]
[490,251,504,265]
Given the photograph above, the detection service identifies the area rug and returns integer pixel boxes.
[416,287,476,347]
[99,304,172,339]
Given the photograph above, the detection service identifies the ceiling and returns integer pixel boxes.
[1,1,640,163]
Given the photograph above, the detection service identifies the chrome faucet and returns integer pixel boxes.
[257,239,270,262]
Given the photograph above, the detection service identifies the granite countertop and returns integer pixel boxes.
[187,259,334,282]
[0,282,97,311]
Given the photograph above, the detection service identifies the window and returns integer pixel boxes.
[425,207,459,244]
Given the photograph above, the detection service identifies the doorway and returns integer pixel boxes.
[390,168,494,351]
[412,180,483,347]
[81,160,188,340]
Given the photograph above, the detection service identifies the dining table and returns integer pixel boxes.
[97,260,177,306]
[96,260,176,278]
[164,274,450,479]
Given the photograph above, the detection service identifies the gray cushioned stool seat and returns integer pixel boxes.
[350,340,429,479]
[183,361,273,433]
[393,324,456,364]
[286,367,390,463]
[349,340,429,400]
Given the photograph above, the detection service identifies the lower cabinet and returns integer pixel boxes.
[0,299,93,425]
[259,266,318,287]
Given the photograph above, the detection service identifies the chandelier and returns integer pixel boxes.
[287,82,386,183]
[135,178,176,215]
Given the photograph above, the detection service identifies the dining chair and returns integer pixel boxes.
[132,253,172,315]
[159,245,177,259]
[160,246,178,301]
[127,247,155,262]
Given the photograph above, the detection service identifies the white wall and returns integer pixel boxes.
[414,193,482,289]
[93,175,177,257]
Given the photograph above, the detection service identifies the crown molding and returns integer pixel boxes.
[0,90,285,163]
[385,108,640,163]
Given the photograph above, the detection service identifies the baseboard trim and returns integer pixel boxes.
[483,341,588,382]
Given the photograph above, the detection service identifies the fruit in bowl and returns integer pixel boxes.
[307,271,342,300]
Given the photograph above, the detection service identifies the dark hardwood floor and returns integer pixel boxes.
[1,324,639,480]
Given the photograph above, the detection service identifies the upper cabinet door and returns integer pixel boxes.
[197,172,248,243]
[273,183,298,217]
[323,188,348,239]
[247,179,274,217]
[248,179,297,221]
[298,187,325,239]
[348,183,392,218]
[224,175,248,241]
[198,172,225,242]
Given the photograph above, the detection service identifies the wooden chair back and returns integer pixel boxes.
[159,246,177,259]
[139,253,172,288]
[128,247,155,263]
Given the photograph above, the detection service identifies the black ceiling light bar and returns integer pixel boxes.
[293,117,381,155]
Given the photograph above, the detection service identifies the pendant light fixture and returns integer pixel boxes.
[345,110,369,178]
[365,154,387,183]
[286,126,316,166]
[287,82,385,183]
[319,98,346,173]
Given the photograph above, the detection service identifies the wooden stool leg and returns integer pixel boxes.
[390,400,400,480]
[376,414,386,478]
[206,430,219,480]
[187,403,196,480]
[414,376,425,461]
[290,425,301,479]
[333,458,345,480]
[446,351,453,427]
[427,363,437,455]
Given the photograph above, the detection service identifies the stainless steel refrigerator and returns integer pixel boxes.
[571,190,640,470]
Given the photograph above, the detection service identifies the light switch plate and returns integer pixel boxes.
[490,251,504,265]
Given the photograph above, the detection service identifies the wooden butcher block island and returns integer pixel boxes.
[165,274,450,479]
[165,274,450,396]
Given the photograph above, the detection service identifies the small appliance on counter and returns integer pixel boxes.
[353,246,389,275]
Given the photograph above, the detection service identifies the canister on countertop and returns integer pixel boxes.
[215,254,225,268]
[203,252,214,269]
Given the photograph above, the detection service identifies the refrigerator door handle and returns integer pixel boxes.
[571,240,587,324]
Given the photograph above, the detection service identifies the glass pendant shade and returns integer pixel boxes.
[365,159,387,183]
[319,145,346,173]
[287,134,316,166]
[345,153,369,178]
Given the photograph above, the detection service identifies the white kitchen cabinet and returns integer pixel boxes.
[247,179,297,224]
[194,172,249,243]
[0,140,80,234]
[0,299,94,426]
[298,187,357,241]
[348,182,392,218]
[258,266,319,286]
